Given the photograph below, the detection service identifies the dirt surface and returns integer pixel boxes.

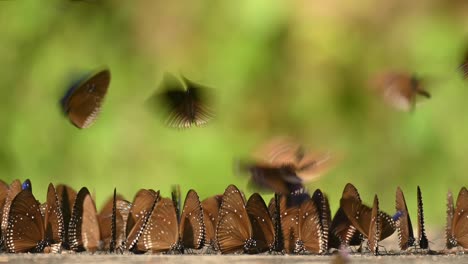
[0,254,467,264]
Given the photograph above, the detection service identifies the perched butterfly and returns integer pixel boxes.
[125,189,159,253]
[216,185,275,254]
[55,184,77,250]
[312,189,332,251]
[172,185,181,223]
[150,72,214,128]
[446,187,468,249]
[138,189,205,253]
[1,180,22,238]
[281,195,325,254]
[98,189,128,252]
[60,68,111,129]
[395,187,415,250]
[5,183,64,253]
[21,179,32,192]
[330,183,363,248]
[340,184,395,255]
[446,190,455,249]
[416,186,429,249]
[267,193,285,252]
[68,187,100,252]
[201,194,222,249]
[371,72,430,111]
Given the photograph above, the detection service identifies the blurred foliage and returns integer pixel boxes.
[0,0,467,228]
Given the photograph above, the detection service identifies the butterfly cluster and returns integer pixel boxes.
[0,179,466,255]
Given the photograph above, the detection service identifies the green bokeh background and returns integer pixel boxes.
[0,0,467,229]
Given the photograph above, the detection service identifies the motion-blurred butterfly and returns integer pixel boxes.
[137,189,205,253]
[340,185,395,255]
[6,183,63,253]
[446,187,468,249]
[60,68,111,129]
[149,72,214,128]
[216,185,275,254]
[371,72,430,111]
[460,49,468,79]
[68,187,100,252]
[395,186,428,250]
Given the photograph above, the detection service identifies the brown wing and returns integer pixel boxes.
[368,195,381,255]
[312,189,331,251]
[201,195,222,246]
[180,189,205,250]
[66,69,110,128]
[299,199,325,254]
[44,183,64,245]
[452,187,468,248]
[98,189,125,251]
[446,190,455,249]
[395,187,414,250]
[137,197,179,253]
[246,193,275,252]
[216,185,252,254]
[1,179,22,235]
[126,189,159,251]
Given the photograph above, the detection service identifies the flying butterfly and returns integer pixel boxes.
[149,72,214,128]
[60,68,111,129]
[446,187,468,249]
[125,189,159,253]
[201,194,222,249]
[370,72,430,111]
[137,189,205,253]
[460,49,468,79]
[68,187,100,252]
[340,184,395,254]
[5,183,64,253]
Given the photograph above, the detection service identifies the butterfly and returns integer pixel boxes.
[460,49,468,79]
[371,72,430,111]
[330,183,364,248]
[60,68,111,129]
[1,179,22,239]
[281,193,325,254]
[98,188,129,252]
[446,187,468,249]
[340,184,395,254]
[150,72,214,128]
[267,193,285,252]
[125,189,159,253]
[201,194,222,249]
[312,189,332,251]
[21,179,32,192]
[137,189,205,253]
[394,186,428,250]
[5,183,64,253]
[68,187,100,252]
[55,184,77,250]
[216,185,276,254]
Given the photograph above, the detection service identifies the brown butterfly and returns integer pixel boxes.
[281,195,325,254]
[371,72,430,111]
[60,69,111,129]
[201,194,222,249]
[312,189,332,251]
[5,183,64,253]
[98,189,129,252]
[340,185,395,254]
[1,179,22,238]
[150,73,214,128]
[137,189,205,253]
[68,187,100,252]
[446,187,468,249]
[125,189,159,253]
[55,184,77,250]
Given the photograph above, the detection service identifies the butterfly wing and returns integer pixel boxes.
[299,199,325,254]
[6,190,44,253]
[246,193,274,252]
[201,195,222,247]
[395,187,415,250]
[452,187,468,248]
[216,185,253,254]
[56,184,77,249]
[137,197,179,253]
[368,195,381,255]
[312,189,331,251]
[44,183,64,246]
[179,189,205,250]
[1,179,22,236]
[446,190,455,249]
[417,186,429,249]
